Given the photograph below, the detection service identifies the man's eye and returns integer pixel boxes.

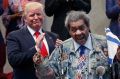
[71,28,77,32]
[29,13,41,17]
[30,14,34,17]
[36,13,41,16]
[79,25,86,30]
[79,27,84,30]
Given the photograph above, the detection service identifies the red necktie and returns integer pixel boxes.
[34,31,48,58]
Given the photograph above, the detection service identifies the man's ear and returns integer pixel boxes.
[23,16,26,23]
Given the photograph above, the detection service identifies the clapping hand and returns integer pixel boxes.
[55,39,63,48]
[33,33,45,64]
[33,52,41,65]
[35,33,45,50]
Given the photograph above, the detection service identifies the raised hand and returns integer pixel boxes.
[35,33,45,50]
[55,39,63,48]
[34,33,45,64]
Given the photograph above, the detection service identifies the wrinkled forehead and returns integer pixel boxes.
[25,3,43,11]
[25,7,42,13]
[70,19,85,26]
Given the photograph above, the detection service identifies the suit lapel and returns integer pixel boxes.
[22,27,35,46]
[44,32,55,55]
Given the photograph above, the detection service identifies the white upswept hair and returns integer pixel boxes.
[65,11,90,30]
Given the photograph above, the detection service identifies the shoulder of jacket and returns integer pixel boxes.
[45,31,58,37]
[62,38,73,47]
[92,33,106,41]
[91,33,107,48]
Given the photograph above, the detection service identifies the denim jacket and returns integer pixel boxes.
[35,34,110,79]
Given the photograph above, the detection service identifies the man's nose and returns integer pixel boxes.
[34,14,39,19]
[75,29,82,35]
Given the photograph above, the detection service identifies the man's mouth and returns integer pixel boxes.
[33,21,39,23]
[76,35,85,40]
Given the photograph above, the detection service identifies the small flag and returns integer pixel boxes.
[105,28,120,66]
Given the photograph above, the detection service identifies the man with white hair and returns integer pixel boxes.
[34,11,111,79]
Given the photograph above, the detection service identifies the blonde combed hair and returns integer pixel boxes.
[23,2,44,17]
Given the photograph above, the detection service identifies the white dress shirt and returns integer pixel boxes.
[73,34,93,55]
[27,26,49,55]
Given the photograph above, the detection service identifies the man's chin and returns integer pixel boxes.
[76,39,86,45]
[33,24,41,27]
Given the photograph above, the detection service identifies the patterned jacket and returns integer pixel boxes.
[36,34,110,79]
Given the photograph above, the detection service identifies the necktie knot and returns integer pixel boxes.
[34,31,40,38]
[79,45,86,56]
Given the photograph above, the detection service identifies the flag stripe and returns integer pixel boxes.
[106,36,120,45]
[105,28,120,65]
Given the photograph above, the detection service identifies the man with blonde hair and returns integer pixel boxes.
[7,2,59,79]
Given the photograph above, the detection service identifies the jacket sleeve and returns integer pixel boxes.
[0,32,6,72]
[45,0,91,16]
[45,0,62,16]
[34,47,61,79]
[7,31,37,68]
[72,0,91,13]
[106,0,120,19]
[0,4,3,15]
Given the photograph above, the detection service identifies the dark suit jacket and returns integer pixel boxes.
[111,58,120,79]
[7,27,58,79]
[0,2,4,15]
[0,31,6,73]
[45,0,91,40]
[106,0,120,38]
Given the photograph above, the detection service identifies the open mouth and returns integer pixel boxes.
[76,34,85,40]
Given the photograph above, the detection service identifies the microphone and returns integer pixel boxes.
[96,66,105,79]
